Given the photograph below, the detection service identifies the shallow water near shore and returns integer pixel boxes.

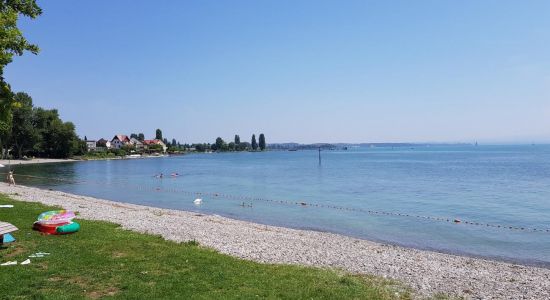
[9,145,550,266]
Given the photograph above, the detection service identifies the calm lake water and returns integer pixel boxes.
[9,145,550,266]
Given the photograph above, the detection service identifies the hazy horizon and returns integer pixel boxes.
[266,141,545,146]
[5,1,550,144]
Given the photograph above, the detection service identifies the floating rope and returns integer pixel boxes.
[2,172,549,233]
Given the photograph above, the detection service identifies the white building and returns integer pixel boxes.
[85,140,97,152]
[111,135,131,149]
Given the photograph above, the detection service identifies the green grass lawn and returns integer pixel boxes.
[0,193,411,299]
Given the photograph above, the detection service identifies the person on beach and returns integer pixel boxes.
[7,171,15,186]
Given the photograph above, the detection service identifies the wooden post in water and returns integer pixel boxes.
[318,147,321,165]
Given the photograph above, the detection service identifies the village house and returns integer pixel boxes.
[95,138,111,151]
[143,139,167,153]
[129,138,144,150]
[111,135,131,149]
[85,140,97,152]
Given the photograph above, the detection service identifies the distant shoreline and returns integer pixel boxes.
[0,158,77,166]
[0,154,173,167]
[1,183,549,299]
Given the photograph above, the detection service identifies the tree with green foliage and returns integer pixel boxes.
[10,92,38,158]
[45,119,79,158]
[32,107,80,158]
[155,129,162,140]
[122,144,135,154]
[147,144,163,153]
[238,142,250,151]
[171,138,176,147]
[112,148,127,157]
[31,107,55,154]
[212,137,225,151]
[138,133,145,141]
[74,138,87,156]
[194,143,206,152]
[130,133,138,139]
[251,134,258,151]
[0,0,42,158]
[259,133,266,151]
[234,135,240,145]
[0,84,13,158]
[0,1,41,78]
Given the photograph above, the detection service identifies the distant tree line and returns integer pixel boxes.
[210,133,266,152]
[159,133,267,153]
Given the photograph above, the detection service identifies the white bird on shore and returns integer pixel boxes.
[193,198,202,205]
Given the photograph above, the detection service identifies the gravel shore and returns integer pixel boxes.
[0,158,77,166]
[1,183,549,299]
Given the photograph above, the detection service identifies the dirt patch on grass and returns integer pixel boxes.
[112,251,127,258]
[47,276,63,282]
[67,276,91,288]
[4,245,26,258]
[87,287,120,299]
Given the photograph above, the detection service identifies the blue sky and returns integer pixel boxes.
[5,0,550,144]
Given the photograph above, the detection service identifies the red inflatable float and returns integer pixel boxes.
[33,221,80,235]
[32,210,80,235]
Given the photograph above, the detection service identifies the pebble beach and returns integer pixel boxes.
[0,158,77,166]
[1,183,549,299]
